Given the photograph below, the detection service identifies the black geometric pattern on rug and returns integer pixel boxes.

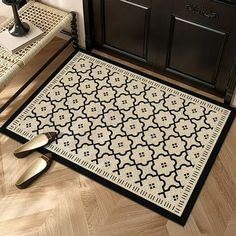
[1,50,235,225]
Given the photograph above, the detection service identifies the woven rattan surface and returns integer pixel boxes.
[0,0,72,89]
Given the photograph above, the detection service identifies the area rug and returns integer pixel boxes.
[1,50,235,225]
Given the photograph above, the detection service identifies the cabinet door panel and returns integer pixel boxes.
[167,17,226,84]
[104,0,150,59]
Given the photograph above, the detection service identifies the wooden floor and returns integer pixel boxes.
[0,37,236,236]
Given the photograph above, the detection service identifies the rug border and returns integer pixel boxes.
[0,49,235,226]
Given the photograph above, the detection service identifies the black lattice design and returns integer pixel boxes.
[4,52,233,224]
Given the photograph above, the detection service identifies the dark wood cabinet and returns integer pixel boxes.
[85,0,236,99]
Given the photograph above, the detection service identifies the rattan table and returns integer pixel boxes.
[0,1,78,111]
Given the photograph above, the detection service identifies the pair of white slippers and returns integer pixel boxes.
[14,132,57,189]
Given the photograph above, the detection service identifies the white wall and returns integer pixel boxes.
[0,0,85,48]
[0,2,12,17]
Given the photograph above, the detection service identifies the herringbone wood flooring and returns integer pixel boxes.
[0,35,235,236]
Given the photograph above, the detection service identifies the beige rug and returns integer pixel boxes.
[1,50,235,225]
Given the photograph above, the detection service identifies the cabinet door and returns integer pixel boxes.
[165,1,236,91]
[92,0,151,61]
[167,17,226,85]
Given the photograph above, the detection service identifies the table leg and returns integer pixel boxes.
[71,11,79,49]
